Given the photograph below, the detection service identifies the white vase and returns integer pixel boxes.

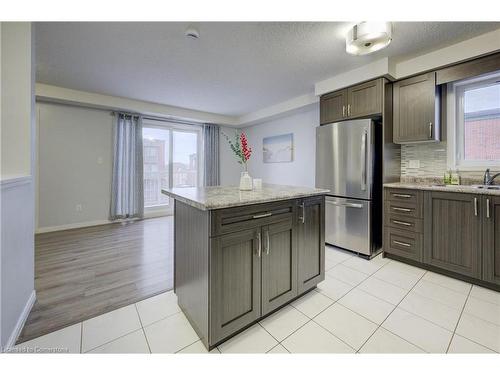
[239,171,253,191]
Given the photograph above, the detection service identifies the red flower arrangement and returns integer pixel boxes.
[223,131,253,171]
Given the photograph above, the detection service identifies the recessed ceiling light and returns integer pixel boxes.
[185,25,200,39]
[346,22,392,55]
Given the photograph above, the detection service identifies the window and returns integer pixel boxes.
[142,121,202,210]
[449,72,500,170]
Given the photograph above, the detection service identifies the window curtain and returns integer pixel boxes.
[110,113,144,220]
[203,124,220,186]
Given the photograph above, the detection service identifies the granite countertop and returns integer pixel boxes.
[161,183,330,210]
[384,182,500,196]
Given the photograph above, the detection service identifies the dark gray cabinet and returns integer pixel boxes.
[297,196,325,293]
[384,188,500,291]
[320,79,384,125]
[483,196,500,286]
[205,197,324,347]
[423,191,482,279]
[347,79,383,119]
[210,228,262,344]
[261,217,297,315]
[320,89,347,124]
[383,188,424,262]
[393,72,440,144]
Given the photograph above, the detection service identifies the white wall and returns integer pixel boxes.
[219,126,242,186]
[1,23,34,178]
[0,22,35,350]
[37,102,113,230]
[243,104,319,187]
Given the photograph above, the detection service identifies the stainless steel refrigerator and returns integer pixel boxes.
[316,119,377,256]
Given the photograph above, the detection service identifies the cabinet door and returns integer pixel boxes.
[261,217,297,315]
[424,192,481,278]
[297,196,325,294]
[393,72,440,143]
[483,196,500,286]
[347,79,383,118]
[320,89,347,124]
[210,228,261,344]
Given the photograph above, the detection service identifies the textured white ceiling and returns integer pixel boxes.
[35,22,500,116]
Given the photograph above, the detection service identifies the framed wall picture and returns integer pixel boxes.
[263,133,293,163]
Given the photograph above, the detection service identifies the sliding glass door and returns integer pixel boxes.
[142,120,202,215]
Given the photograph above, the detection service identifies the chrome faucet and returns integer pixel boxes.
[483,168,500,185]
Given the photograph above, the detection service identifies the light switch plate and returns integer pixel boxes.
[409,160,420,169]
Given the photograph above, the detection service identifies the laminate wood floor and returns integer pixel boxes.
[17,216,173,343]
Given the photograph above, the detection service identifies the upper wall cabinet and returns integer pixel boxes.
[347,79,383,119]
[320,89,347,124]
[393,72,440,144]
[320,78,384,125]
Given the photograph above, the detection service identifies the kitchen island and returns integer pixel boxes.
[161,184,329,350]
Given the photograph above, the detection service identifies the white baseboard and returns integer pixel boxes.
[36,219,112,233]
[36,214,172,234]
[4,290,36,351]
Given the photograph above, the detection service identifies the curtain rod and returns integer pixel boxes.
[111,111,203,127]
[36,96,207,127]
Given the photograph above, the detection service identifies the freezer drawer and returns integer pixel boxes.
[325,196,371,255]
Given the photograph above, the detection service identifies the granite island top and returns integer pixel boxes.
[384,182,500,196]
[161,183,330,210]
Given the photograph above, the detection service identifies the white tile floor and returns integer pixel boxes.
[12,246,500,354]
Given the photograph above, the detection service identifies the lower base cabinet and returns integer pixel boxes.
[483,196,500,285]
[209,196,324,347]
[297,195,325,294]
[424,192,482,279]
[210,228,262,344]
[384,188,500,290]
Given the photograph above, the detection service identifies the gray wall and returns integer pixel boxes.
[0,22,35,350]
[37,102,113,230]
[243,105,319,187]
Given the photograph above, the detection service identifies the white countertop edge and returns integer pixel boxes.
[384,182,500,196]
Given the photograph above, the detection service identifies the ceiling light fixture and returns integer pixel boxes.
[346,22,392,55]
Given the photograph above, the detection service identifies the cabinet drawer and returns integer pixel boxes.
[386,214,423,233]
[211,200,295,236]
[385,188,422,205]
[385,200,422,219]
[384,227,423,262]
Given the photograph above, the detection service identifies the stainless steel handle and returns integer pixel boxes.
[265,230,270,255]
[327,201,363,209]
[298,203,305,223]
[347,104,351,116]
[256,232,262,257]
[486,198,490,219]
[342,105,346,117]
[361,129,367,191]
[392,207,411,212]
[393,194,412,199]
[392,220,412,227]
[253,212,272,219]
[429,122,433,139]
[474,198,478,216]
[393,240,411,248]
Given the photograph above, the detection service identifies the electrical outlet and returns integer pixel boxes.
[97,157,103,165]
[409,159,420,169]
[76,204,83,212]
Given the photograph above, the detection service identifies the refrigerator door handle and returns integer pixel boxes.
[326,200,363,209]
[360,129,367,191]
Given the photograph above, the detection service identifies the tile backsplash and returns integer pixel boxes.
[401,142,448,178]
[400,141,490,185]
